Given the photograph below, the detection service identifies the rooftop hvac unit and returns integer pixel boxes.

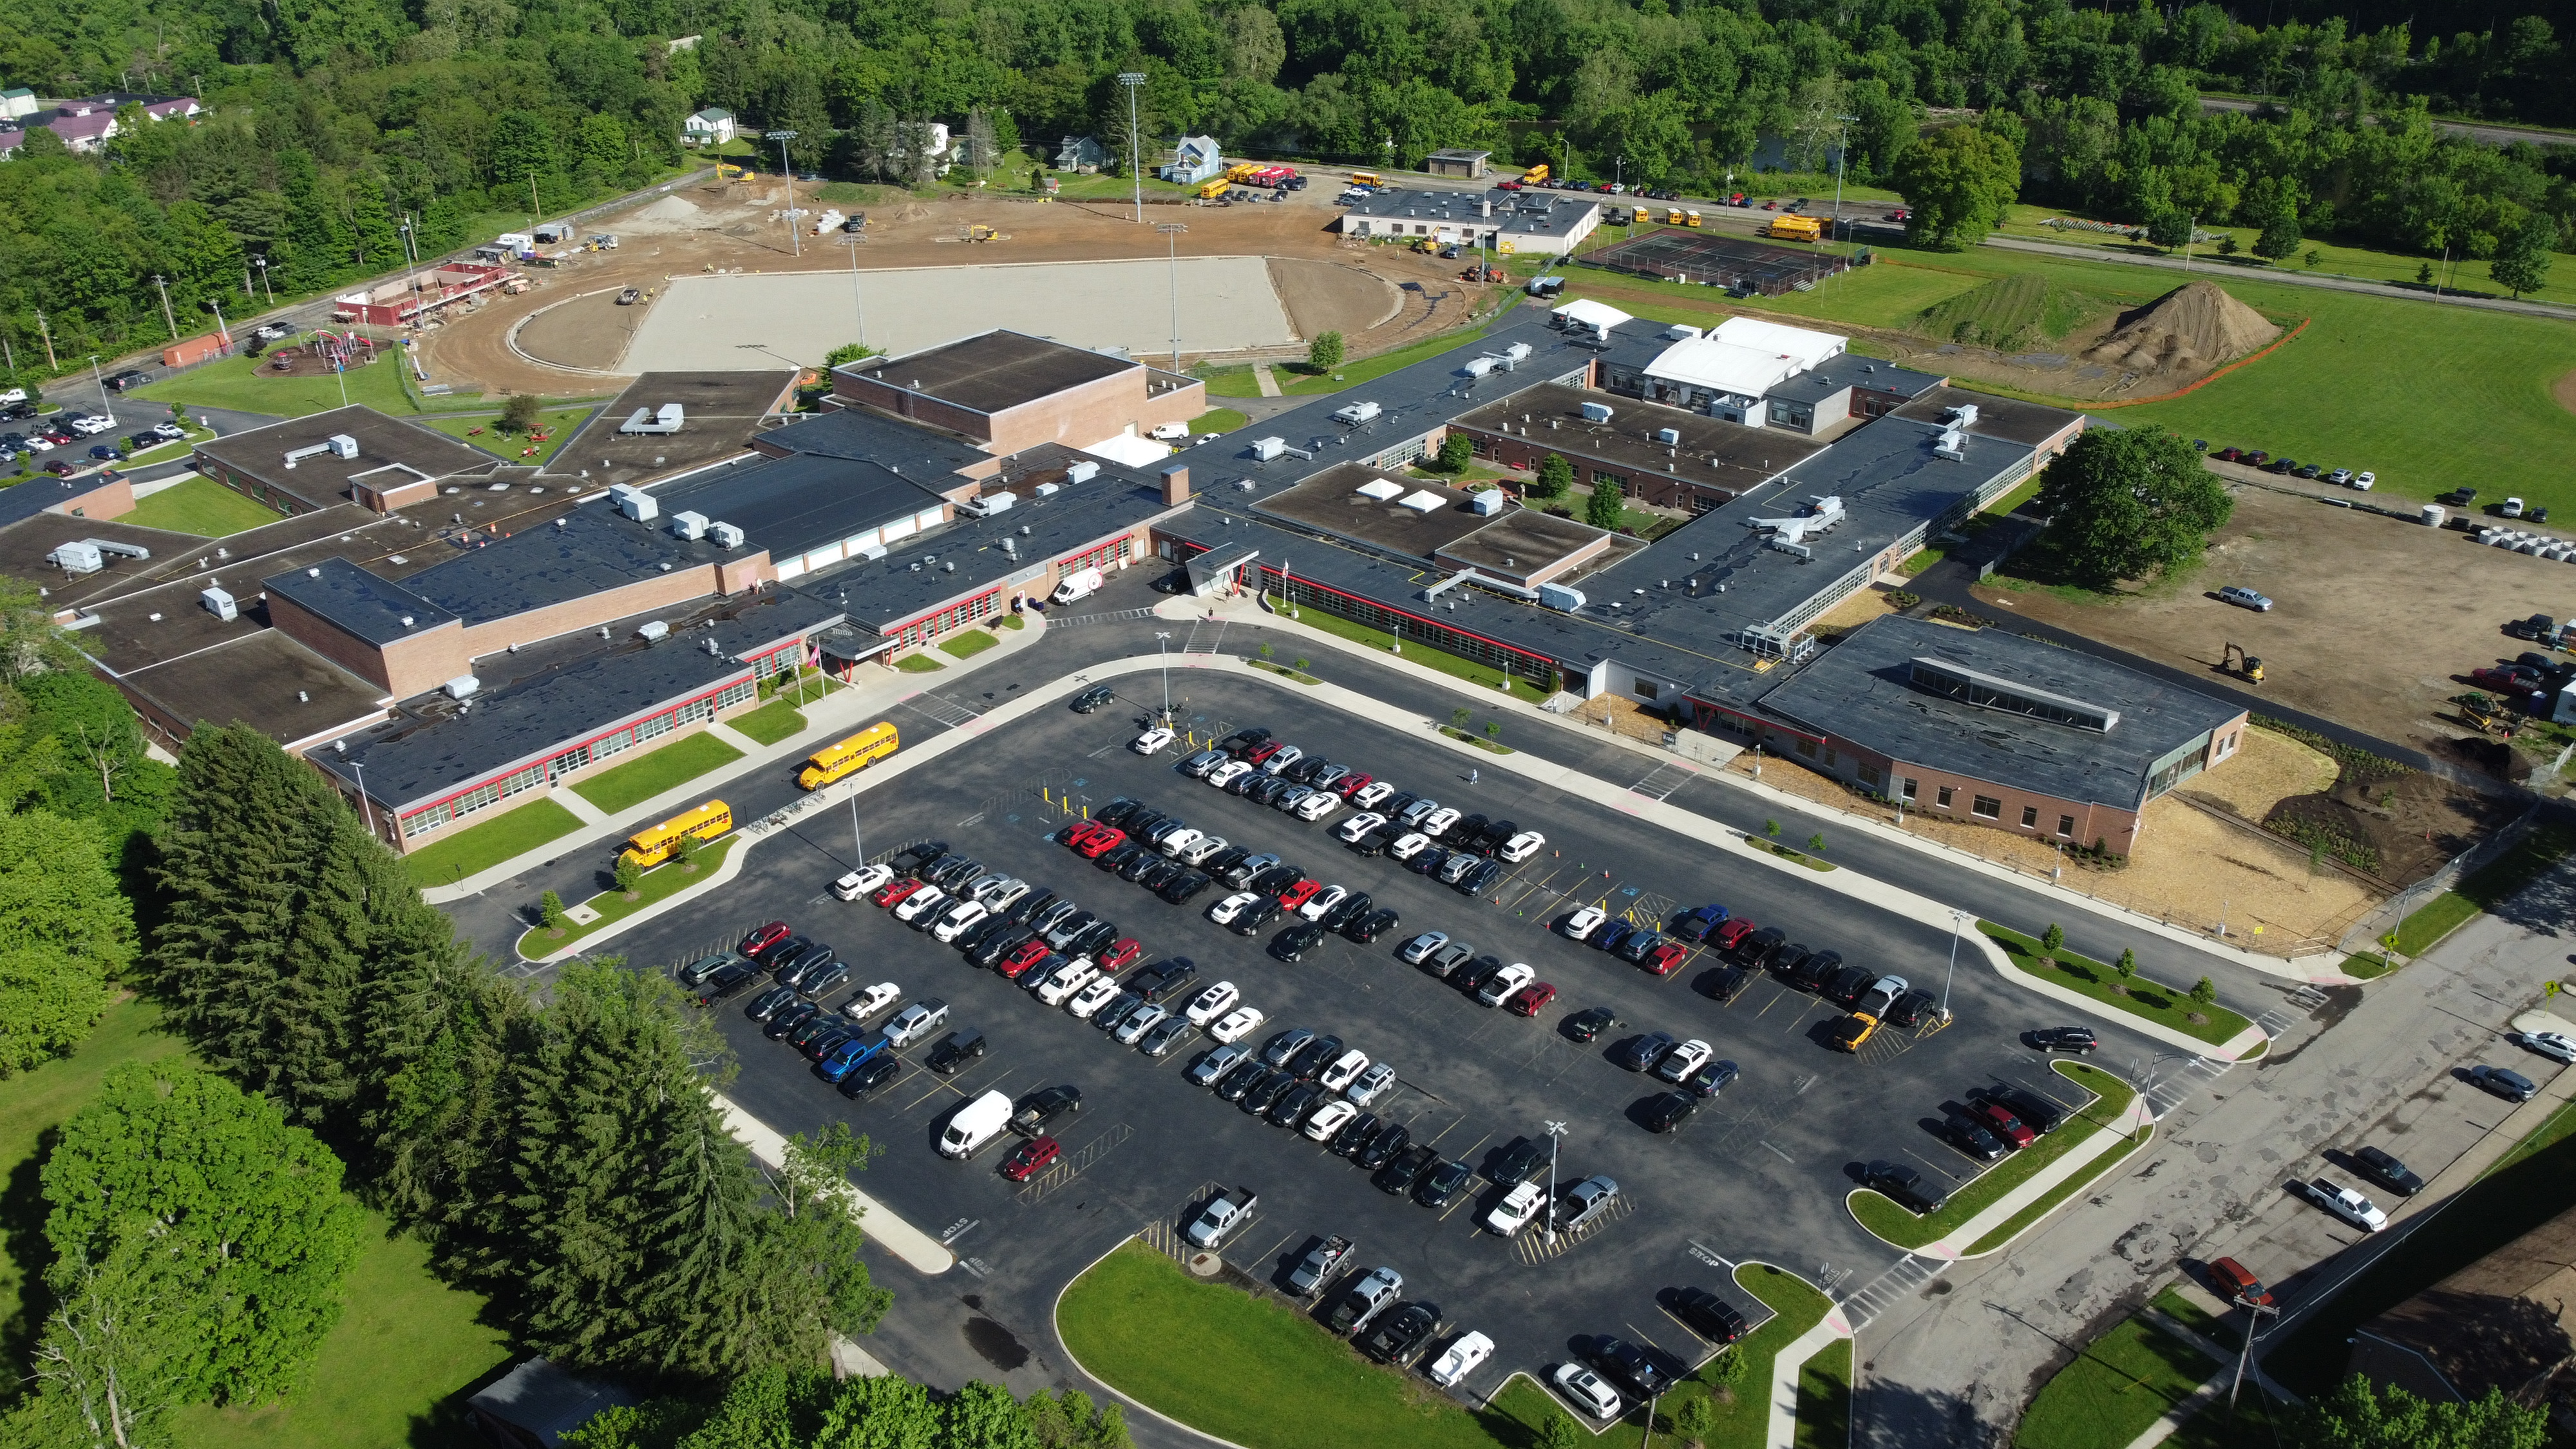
[854,542,887,561]
[1034,482,1060,497]
[1667,324,1703,340]
[442,674,480,701]
[1580,402,1615,424]
[1066,460,1100,484]
[1537,582,1586,612]
[1251,437,1287,461]
[709,521,745,548]
[670,510,710,540]
[609,484,659,522]
[1464,357,1497,377]
[50,541,104,574]
[638,620,670,642]
[1468,488,1504,516]
[1944,403,1981,428]
[1331,400,1382,424]
[1502,342,1532,363]
[328,433,359,459]
[972,491,1017,515]
[1654,428,1681,446]
[200,585,237,620]
[1932,428,1967,461]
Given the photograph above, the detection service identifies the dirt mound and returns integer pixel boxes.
[2262,764,2517,886]
[2084,280,2277,374]
[617,193,713,236]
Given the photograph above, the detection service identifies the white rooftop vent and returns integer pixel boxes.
[1502,343,1532,363]
[1468,488,1504,516]
[1654,427,1681,446]
[1944,403,1981,428]
[638,620,670,641]
[670,510,710,540]
[1331,401,1381,424]
[1065,460,1100,484]
[1034,482,1059,497]
[1251,437,1287,461]
[968,491,1018,515]
[1356,479,1405,501]
[1667,323,1703,340]
[1581,402,1615,424]
[1933,428,1968,461]
[442,674,480,701]
[327,433,359,459]
[200,585,236,620]
[609,484,659,522]
[709,521,745,549]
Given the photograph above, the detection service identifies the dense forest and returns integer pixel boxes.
[1,0,2571,383]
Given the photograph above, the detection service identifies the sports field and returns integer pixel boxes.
[614,255,1298,370]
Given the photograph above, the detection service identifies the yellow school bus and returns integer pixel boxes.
[1519,163,1549,186]
[621,799,732,869]
[1349,171,1381,189]
[798,721,900,791]
[1198,176,1232,199]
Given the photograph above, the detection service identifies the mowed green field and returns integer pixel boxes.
[1555,238,2576,513]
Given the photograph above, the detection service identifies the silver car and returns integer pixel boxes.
[1189,1041,1251,1086]
[1560,1175,1620,1231]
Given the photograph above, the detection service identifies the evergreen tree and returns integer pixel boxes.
[2253,210,2302,260]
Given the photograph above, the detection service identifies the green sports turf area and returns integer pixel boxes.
[118,476,288,536]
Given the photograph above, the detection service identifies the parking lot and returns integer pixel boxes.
[606,671,2163,1406]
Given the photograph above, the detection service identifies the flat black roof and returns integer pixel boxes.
[398,500,748,625]
[844,331,1135,416]
[1341,187,1600,239]
[1253,463,1492,560]
[317,589,845,810]
[261,557,459,645]
[195,406,497,511]
[1455,381,1828,498]
[1437,507,1613,575]
[650,450,958,564]
[117,627,390,747]
[1756,616,2244,808]
[550,370,797,488]
[752,406,990,480]
[1891,386,2085,449]
[0,473,126,528]
[1766,361,1949,406]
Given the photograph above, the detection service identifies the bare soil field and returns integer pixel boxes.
[1970,483,2573,761]
[416,177,1481,396]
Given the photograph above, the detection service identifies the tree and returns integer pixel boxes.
[2145,209,2192,251]
[2215,234,2239,256]
[0,811,130,1076]
[2190,976,2217,1006]
[2253,211,2302,260]
[824,343,880,369]
[1586,476,1626,529]
[540,890,567,929]
[2490,214,2558,299]
[615,854,644,894]
[1435,432,1473,473]
[2289,1374,2547,1449]
[1307,331,1344,372]
[2041,923,2065,958]
[1531,453,1573,500]
[42,1061,365,1405]
[2114,948,2137,983]
[1888,125,2020,251]
[1808,833,1827,853]
[4,1223,206,1449]
[500,393,544,432]
[1537,1414,1586,1449]
[2033,425,2235,587]
[1674,1392,1720,1442]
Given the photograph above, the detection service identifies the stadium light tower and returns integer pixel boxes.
[1118,73,1148,223]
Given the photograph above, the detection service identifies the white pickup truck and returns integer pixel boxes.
[2293,1177,2390,1233]
[1184,1186,1258,1248]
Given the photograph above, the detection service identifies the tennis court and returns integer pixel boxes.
[1582,228,1853,296]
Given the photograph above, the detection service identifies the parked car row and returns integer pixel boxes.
[2210,446,2378,494]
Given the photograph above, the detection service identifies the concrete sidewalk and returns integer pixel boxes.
[1927,1092,2160,1260]
[711,1092,958,1276]
[1767,1308,1855,1449]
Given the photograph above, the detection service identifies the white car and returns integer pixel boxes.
[976,877,1030,910]
[1554,1363,1624,1421]
[831,864,895,900]
[1318,1048,1370,1092]
[1185,981,1242,1025]
[840,981,902,1021]
[1345,1061,1397,1105]
[893,886,948,923]
[1334,811,1388,843]
[1159,827,1206,858]
[1428,1331,1494,1388]
[1114,1004,1169,1044]
[1259,744,1305,775]
[1476,963,1535,1007]
[1206,761,1253,788]
[2353,471,2376,490]
[1352,781,1396,809]
[1132,726,1175,755]
[1294,790,1340,822]
[1208,891,1262,925]
[1656,1038,1713,1081]
[21,435,51,451]
[929,900,989,942]
[1388,832,1433,861]
[1300,885,1350,922]
[1177,834,1229,866]
[1066,976,1122,1019]
[1484,1181,1546,1237]
[1209,1005,1265,1043]
[1036,961,1101,1007]
[68,415,113,437]
[1562,905,1607,941]
[1303,1099,1358,1142]
[2525,1030,2576,1064]
[1421,806,1463,837]
[1499,830,1546,864]
[1399,931,1450,965]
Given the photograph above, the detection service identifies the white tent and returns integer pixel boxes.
[1079,433,1172,467]
[1640,335,1806,399]
[1711,316,1846,372]
[1551,298,1633,333]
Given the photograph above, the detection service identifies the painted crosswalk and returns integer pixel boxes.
[1839,1253,1948,1331]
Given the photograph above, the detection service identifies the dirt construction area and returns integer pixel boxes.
[1970,482,2576,761]
[416,175,1481,393]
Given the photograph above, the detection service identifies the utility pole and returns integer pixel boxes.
[846,229,868,350]
[768,130,802,257]
[151,274,178,341]
[527,166,542,231]
[1157,222,1188,372]
[1542,1119,1568,1243]
[352,761,377,839]
[253,256,274,306]
[89,355,111,426]
[1118,73,1148,223]
[2226,1295,2280,1415]
[1830,114,1860,263]
[1155,631,1173,724]
[34,310,56,370]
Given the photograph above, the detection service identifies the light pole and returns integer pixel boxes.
[88,355,111,428]
[252,256,274,306]
[1830,114,1860,260]
[845,229,869,350]
[205,299,232,352]
[767,129,802,257]
[1155,631,1173,724]
[1542,1119,1568,1243]
[1938,907,1968,1023]
[849,784,863,863]
[1157,223,1188,372]
[1117,73,1148,223]
[351,761,377,839]
[151,274,178,341]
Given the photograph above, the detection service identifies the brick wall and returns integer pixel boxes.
[265,591,466,697]
[453,565,726,660]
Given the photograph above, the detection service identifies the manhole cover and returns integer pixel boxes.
[1187,1251,1224,1278]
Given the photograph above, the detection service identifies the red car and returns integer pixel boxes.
[1096,936,1144,971]
[2206,1256,2273,1307]
[1506,981,1557,1016]
[999,938,1054,980]
[1000,1136,1060,1182]
[1276,878,1323,911]
[2214,447,2243,462]
[1064,821,1107,851]
[1496,180,1522,191]
[873,876,928,909]
[1074,826,1128,860]
[1712,918,1756,951]
[1969,1099,2037,1149]
[1244,740,1287,766]
[2472,665,2543,693]
[740,920,792,956]
[1331,772,1374,799]
[1645,942,1689,976]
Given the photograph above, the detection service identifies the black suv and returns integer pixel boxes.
[1673,1287,1748,1343]
[1867,1160,1948,1214]
[1128,957,1200,1002]
[1071,685,1117,713]
[925,1028,987,1074]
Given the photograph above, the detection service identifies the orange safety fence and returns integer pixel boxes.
[2091,315,2311,409]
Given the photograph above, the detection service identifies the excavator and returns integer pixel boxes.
[961,223,1001,243]
[2222,641,2264,685]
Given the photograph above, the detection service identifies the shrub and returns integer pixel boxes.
[614,855,643,894]
[1307,331,1344,372]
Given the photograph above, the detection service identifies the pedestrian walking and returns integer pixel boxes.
[1470,767,1480,784]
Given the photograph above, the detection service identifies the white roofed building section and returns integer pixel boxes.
[1712,316,1846,372]
[1641,336,1808,400]
[1550,299,1633,335]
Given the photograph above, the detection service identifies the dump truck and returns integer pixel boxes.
[1764,213,1823,242]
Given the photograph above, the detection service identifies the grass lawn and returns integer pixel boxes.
[1191,406,1250,433]
[726,697,809,746]
[116,476,286,536]
[1278,321,1494,395]
[1270,598,1552,704]
[1851,1062,2133,1249]
[171,1212,510,1449]
[2390,826,2573,957]
[1191,364,1266,399]
[2150,1287,2228,1343]
[1980,923,2254,1047]
[400,797,585,891]
[2014,1317,2217,1449]
[896,652,947,672]
[517,838,739,958]
[1794,1339,1853,1449]
[413,408,592,466]
[940,629,999,659]
[131,351,418,419]
[571,734,746,815]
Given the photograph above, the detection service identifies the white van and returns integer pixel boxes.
[1050,566,1104,606]
[940,1090,1013,1159]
